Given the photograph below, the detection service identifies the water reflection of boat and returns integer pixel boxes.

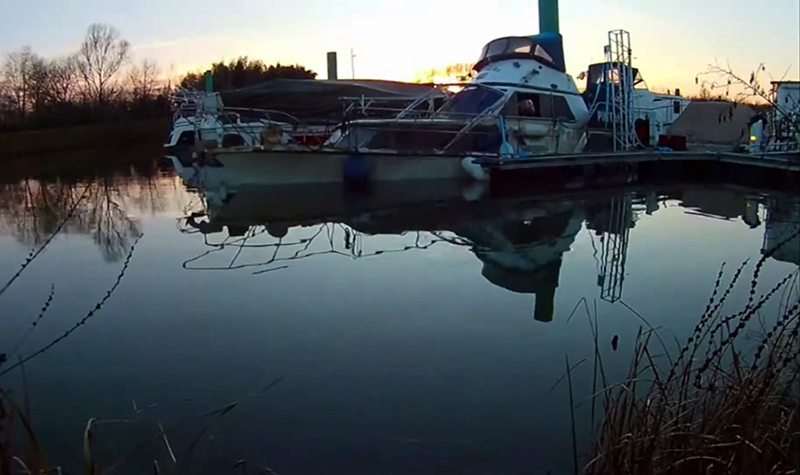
[455,209,584,322]
[178,181,636,321]
[176,167,800,321]
[761,195,800,266]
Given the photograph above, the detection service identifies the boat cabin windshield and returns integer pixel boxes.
[474,34,566,73]
[436,86,505,118]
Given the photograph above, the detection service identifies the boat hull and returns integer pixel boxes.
[211,150,472,186]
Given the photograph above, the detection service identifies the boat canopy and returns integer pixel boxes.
[474,33,566,73]
[586,62,644,87]
[219,79,445,121]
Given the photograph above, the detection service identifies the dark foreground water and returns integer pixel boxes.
[0,157,798,475]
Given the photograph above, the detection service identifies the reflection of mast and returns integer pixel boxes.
[481,257,564,323]
[591,194,633,303]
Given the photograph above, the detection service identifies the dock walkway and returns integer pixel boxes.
[475,150,800,173]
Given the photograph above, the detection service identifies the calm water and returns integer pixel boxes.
[0,158,798,475]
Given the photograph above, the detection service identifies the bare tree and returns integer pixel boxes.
[28,55,51,113]
[45,56,80,105]
[127,59,160,100]
[698,62,800,136]
[0,72,13,123]
[1,47,39,119]
[77,23,130,105]
[164,63,178,94]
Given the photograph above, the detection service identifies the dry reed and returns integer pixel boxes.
[586,236,800,475]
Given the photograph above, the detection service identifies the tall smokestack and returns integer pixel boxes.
[538,0,560,34]
[326,52,338,80]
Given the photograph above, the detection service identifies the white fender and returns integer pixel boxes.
[461,156,489,181]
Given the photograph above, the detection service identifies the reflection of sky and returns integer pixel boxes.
[1,0,798,94]
[1,177,798,474]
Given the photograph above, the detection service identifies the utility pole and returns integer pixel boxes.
[350,48,356,79]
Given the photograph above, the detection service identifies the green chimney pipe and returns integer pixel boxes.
[204,71,213,92]
[539,0,560,34]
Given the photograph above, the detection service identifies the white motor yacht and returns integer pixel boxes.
[163,91,298,151]
[583,60,691,146]
[328,31,590,157]
[208,0,592,186]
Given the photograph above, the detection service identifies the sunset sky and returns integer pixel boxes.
[1,0,798,94]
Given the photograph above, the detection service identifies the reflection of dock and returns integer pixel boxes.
[762,196,800,266]
[680,187,799,266]
[481,151,799,198]
[680,188,751,221]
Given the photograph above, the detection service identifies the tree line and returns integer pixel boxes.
[180,58,316,91]
[0,24,317,132]
[0,24,169,132]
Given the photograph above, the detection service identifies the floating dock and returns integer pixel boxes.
[476,149,799,195]
[475,150,800,172]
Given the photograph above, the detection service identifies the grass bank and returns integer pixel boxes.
[2,143,169,180]
[0,118,170,159]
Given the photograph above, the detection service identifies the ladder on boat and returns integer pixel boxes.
[604,30,638,152]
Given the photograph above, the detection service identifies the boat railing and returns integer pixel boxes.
[338,104,515,126]
[442,89,517,151]
[339,94,445,121]
[335,87,560,155]
[395,89,447,119]
[179,218,462,273]
[335,109,568,157]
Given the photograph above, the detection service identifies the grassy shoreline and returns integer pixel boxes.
[0,118,170,159]
[585,249,800,475]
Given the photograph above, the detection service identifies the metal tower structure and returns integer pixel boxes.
[597,194,633,303]
[604,30,637,151]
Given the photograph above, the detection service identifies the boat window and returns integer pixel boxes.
[508,37,532,54]
[534,45,554,64]
[438,86,504,117]
[485,38,510,58]
[177,131,195,146]
[475,36,564,72]
[552,96,575,121]
[218,112,240,125]
[673,100,681,114]
[479,37,535,62]
[479,44,489,61]
[514,92,575,121]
